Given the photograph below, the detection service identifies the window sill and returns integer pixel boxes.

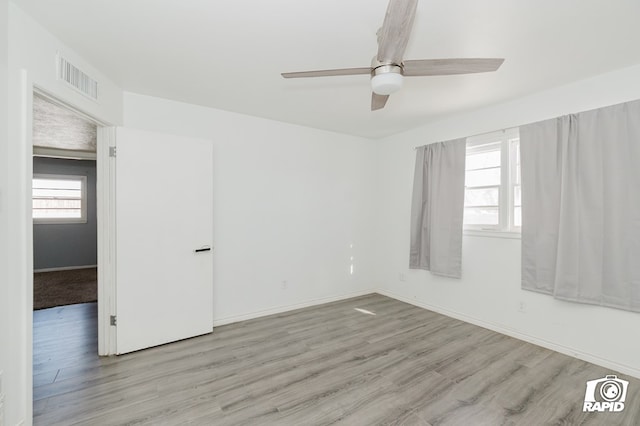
[463,229,521,239]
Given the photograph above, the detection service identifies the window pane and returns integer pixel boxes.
[464,207,499,225]
[33,209,82,219]
[512,139,521,185]
[465,167,500,187]
[33,188,82,198]
[33,199,82,209]
[466,149,500,171]
[514,185,521,206]
[465,187,499,207]
[514,207,522,227]
[33,178,81,190]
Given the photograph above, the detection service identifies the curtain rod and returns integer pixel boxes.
[413,127,515,150]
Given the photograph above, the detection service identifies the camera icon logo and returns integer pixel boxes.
[583,375,628,412]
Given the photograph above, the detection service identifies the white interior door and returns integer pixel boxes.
[115,127,213,354]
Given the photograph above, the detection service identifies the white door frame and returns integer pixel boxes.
[96,126,117,355]
[29,84,117,357]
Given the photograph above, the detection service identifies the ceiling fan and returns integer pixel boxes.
[281,0,504,111]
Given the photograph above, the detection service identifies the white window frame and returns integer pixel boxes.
[464,128,520,236]
[33,173,88,224]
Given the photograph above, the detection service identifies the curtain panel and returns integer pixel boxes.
[409,138,466,278]
[521,99,640,312]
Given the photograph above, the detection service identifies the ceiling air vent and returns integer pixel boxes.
[58,55,98,101]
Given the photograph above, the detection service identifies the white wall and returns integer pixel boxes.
[376,64,640,378]
[0,1,9,425]
[5,5,123,425]
[124,93,377,324]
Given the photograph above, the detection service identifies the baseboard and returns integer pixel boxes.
[212,290,376,327]
[34,265,97,273]
[376,289,640,380]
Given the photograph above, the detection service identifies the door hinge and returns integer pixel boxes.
[110,315,117,326]
[109,146,117,157]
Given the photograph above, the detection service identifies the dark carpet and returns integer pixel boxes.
[33,267,97,310]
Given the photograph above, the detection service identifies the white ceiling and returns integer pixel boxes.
[13,0,640,139]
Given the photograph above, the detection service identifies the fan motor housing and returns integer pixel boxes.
[371,64,404,95]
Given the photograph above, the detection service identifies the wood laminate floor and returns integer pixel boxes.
[33,295,640,425]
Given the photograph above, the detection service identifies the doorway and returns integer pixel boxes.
[31,91,101,408]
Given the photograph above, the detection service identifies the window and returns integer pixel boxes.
[464,128,520,233]
[33,174,87,224]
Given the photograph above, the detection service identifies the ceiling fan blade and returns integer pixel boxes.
[281,67,371,79]
[402,58,505,76]
[371,93,390,111]
[377,0,419,65]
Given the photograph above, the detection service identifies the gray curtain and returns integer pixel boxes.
[409,138,466,278]
[521,99,640,312]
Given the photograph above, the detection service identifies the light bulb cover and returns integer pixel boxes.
[371,65,403,95]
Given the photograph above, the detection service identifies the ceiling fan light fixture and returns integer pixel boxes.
[371,65,404,95]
